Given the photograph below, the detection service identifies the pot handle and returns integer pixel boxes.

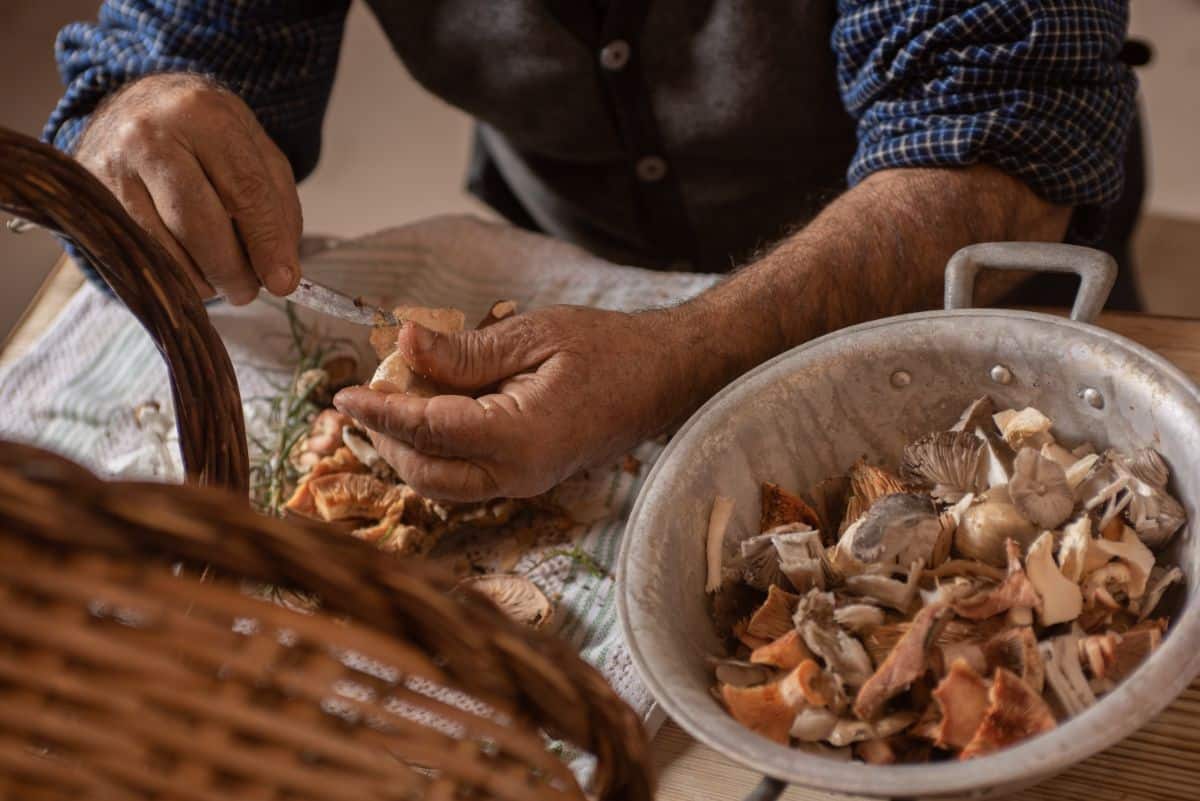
[944,242,1117,323]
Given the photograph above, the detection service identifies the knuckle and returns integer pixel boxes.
[409,419,439,454]
[229,168,274,212]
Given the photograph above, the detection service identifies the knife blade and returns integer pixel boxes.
[286,278,396,327]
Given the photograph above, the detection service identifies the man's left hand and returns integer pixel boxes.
[334,305,687,502]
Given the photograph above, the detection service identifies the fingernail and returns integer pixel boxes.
[272,263,298,294]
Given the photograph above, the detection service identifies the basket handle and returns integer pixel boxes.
[0,126,248,489]
[944,242,1117,323]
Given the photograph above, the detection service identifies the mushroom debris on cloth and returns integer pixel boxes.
[282,301,572,564]
[705,396,1187,763]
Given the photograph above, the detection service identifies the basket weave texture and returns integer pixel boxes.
[0,126,654,799]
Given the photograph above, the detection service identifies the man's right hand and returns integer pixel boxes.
[74,73,303,305]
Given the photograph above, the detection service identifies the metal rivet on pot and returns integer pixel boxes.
[990,365,1013,385]
[1081,387,1105,409]
[890,370,912,388]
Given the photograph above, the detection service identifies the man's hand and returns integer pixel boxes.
[74,73,302,304]
[333,306,687,501]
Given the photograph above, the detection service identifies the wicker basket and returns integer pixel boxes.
[0,127,653,800]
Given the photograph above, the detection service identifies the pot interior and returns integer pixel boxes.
[620,310,1200,798]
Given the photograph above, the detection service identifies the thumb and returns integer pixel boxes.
[397,317,550,391]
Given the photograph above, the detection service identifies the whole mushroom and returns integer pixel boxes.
[1008,448,1075,530]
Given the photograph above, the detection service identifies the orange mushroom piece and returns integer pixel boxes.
[745,585,800,642]
[750,630,813,671]
[760,482,821,532]
[720,681,797,745]
[960,668,1056,760]
[932,659,990,750]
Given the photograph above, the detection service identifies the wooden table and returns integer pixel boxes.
[5,260,1200,801]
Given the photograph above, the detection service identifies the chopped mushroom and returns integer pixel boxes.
[826,712,918,747]
[849,461,910,509]
[707,402,1185,764]
[740,532,788,591]
[1040,630,1096,717]
[705,496,735,593]
[1025,531,1083,626]
[720,682,798,744]
[1009,448,1075,530]
[1134,566,1183,621]
[834,604,886,633]
[838,493,940,567]
[794,590,875,688]
[791,706,839,742]
[854,603,949,720]
[760,482,821,532]
[370,306,466,394]
[845,561,924,613]
[955,493,1038,567]
[751,630,814,671]
[959,668,1056,760]
[771,525,827,592]
[932,659,991,750]
[983,627,1044,694]
[708,657,774,688]
[1090,525,1156,599]
[953,540,1042,622]
[901,431,985,503]
[455,574,553,629]
[995,408,1054,451]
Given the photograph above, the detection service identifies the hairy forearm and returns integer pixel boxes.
[657,165,1071,428]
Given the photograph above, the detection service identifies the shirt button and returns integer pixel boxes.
[636,155,668,183]
[600,39,631,71]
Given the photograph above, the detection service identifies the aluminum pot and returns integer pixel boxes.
[618,243,1200,801]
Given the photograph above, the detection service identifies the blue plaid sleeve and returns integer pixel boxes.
[44,0,351,181]
[833,0,1137,209]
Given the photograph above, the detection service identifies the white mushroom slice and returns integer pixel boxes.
[1040,630,1096,717]
[1090,526,1155,599]
[1026,531,1083,626]
[739,532,787,591]
[1057,516,1107,583]
[1082,563,1134,609]
[825,712,917,747]
[455,574,553,629]
[341,426,381,469]
[995,407,1054,450]
[705,496,735,593]
[1009,448,1075,530]
[845,560,924,613]
[955,495,1038,567]
[900,431,985,503]
[1134,566,1184,621]
[772,526,827,592]
[793,741,854,761]
[794,590,874,689]
[790,706,839,742]
[834,604,886,633]
[1064,453,1100,491]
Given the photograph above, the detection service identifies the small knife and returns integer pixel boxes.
[285,278,397,327]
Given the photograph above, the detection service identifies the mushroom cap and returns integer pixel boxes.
[841,493,939,566]
[901,431,985,503]
[760,482,821,533]
[951,396,998,435]
[790,706,839,742]
[1009,448,1075,530]
[849,462,909,510]
[959,668,1056,760]
[854,602,949,720]
[995,408,1055,451]
[454,574,553,629]
[708,657,774,688]
[955,499,1039,567]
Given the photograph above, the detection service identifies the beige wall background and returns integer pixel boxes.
[2,0,1199,341]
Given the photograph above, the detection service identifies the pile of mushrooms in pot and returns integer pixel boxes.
[706,396,1187,764]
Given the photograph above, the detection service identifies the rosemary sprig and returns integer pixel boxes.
[247,303,337,517]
